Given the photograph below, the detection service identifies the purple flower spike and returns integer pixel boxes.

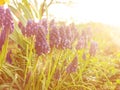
[0,6,14,51]
[89,41,98,56]
[35,29,50,55]
[66,56,78,74]
[40,18,48,35]
[25,20,37,37]
[50,25,61,48]
[59,26,70,49]
[0,6,4,27]
[4,8,14,33]
[2,8,14,34]
[76,36,86,50]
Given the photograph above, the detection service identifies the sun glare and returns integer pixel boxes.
[48,0,120,27]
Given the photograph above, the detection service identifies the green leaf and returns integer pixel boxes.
[9,5,27,25]
[0,38,8,68]
[10,29,30,50]
[18,3,33,19]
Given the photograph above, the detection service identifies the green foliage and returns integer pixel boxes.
[0,37,8,68]
[0,0,120,90]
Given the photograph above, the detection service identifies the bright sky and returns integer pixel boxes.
[48,0,120,27]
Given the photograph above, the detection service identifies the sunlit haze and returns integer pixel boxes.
[48,0,120,27]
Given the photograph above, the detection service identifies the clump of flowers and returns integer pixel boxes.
[49,21,79,50]
[18,18,98,57]
[0,6,14,51]
[76,27,92,50]
[18,19,50,55]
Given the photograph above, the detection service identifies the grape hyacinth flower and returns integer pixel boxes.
[66,26,72,40]
[59,25,71,49]
[40,18,48,35]
[69,23,79,40]
[76,35,86,50]
[65,26,73,49]
[59,26,66,49]
[66,56,78,74]
[76,27,92,50]
[82,28,92,42]
[25,20,39,37]
[89,41,98,56]
[35,23,50,55]
[50,25,61,49]
[2,8,14,33]
[35,29,50,55]
[0,6,4,27]
[0,6,14,51]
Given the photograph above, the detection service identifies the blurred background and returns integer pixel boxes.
[34,0,120,27]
